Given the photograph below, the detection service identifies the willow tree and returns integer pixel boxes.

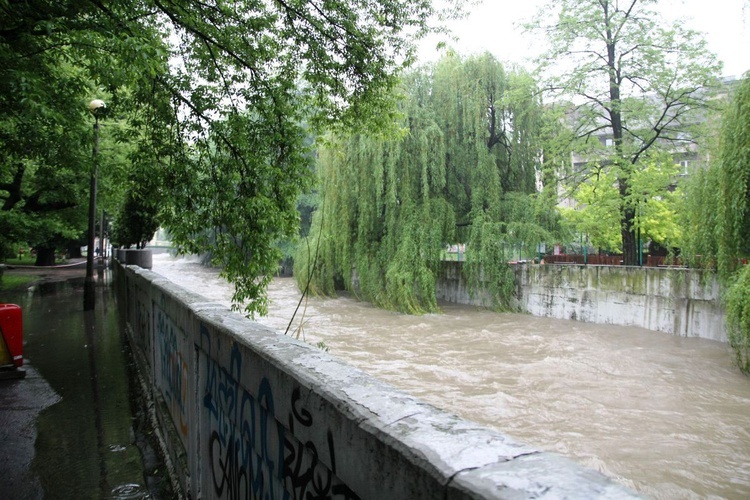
[297,53,555,313]
[528,0,721,265]
[431,53,552,307]
[715,77,750,279]
[681,76,750,372]
[681,76,750,276]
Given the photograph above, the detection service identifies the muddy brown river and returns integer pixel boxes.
[153,254,750,499]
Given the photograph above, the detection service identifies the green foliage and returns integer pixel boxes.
[716,77,750,279]
[111,193,160,249]
[559,167,622,251]
[681,76,750,275]
[680,76,750,372]
[629,156,683,247]
[726,265,750,374]
[529,0,722,265]
[297,53,556,313]
[2,0,452,315]
[0,2,155,262]
[680,163,721,270]
[464,216,517,310]
[561,153,684,252]
[714,75,750,374]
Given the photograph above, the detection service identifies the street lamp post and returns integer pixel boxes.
[84,99,105,311]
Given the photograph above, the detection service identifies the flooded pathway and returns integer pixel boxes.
[152,255,750,499]
[1,273,167,499]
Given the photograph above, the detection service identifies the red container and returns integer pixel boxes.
[0,304,23,367]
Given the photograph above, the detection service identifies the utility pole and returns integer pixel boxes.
[84,99,105,310]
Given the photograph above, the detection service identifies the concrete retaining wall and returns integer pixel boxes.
[437,262,726,342]
[116,248,153,269]
[114,262,638,499]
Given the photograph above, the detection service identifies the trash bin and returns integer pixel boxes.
[0,303,23,368]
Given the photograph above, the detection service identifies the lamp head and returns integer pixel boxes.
[88,99,106,114]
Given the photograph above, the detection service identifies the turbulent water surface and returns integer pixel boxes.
[153,254,750,499]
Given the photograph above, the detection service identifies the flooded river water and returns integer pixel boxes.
[153,255,750,499]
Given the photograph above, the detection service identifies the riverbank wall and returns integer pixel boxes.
[437,262,726,342]
[114,260,638,499]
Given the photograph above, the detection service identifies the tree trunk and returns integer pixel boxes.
[621,218,638,266]
[603,3,638,265]
[35,246,56,266]
[68,242,82,259]
[619,175,639,266]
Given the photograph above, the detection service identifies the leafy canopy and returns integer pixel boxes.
[561,153,683,252]
[681,76,750,276]
[1,0,457,313]
[527,0,721,264]
[297,53,560,313]
[680,75,750,373]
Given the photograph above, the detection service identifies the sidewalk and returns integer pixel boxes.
[0,364,60,499]
[0,261,81,499]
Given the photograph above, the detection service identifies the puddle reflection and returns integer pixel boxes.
[6,275,168,498]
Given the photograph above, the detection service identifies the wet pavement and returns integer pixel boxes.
[0,268,167,499]
[0,364,57,498]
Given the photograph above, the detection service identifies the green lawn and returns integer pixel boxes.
[1,254,39,291]
[3,255,36,266]
[0,273,36,292]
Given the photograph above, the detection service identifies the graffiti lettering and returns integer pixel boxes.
[201,324,360,499]
[284,389,359,500]
[203,327,285,500]
[155,300,190,438]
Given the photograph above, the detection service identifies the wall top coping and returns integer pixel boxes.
[125,263,641,499]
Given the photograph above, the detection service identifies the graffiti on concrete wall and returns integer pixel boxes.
[201,324,359,499]
[284,387,359,499]
[154,299,190,440]
[136,295,151,356]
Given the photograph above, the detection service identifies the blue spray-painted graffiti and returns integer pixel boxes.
[202,325,285,499]
[201,323,360,500]
[155,299,190,438]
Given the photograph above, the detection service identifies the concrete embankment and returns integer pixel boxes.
[114,259,639,499]
[437,262,725,342]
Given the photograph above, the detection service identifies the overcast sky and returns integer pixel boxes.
[419,0,750,77]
